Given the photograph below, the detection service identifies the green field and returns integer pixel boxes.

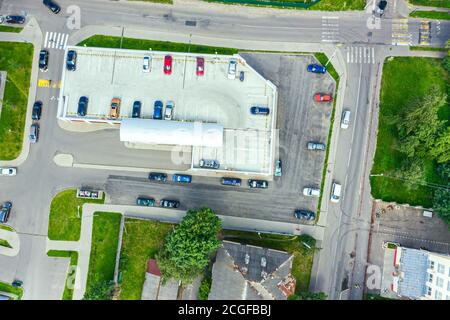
[47,189,105,241]
[0,281,23,300]
[409,0,450,8]
[118,218,173,300]
[410,10,450,20]
[370,57,449,207]
[47,250,79,300]
[0,26,23,33]
[0,42,34,160]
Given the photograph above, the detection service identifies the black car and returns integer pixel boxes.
[148,172,167,182]
[66,50,77,71]
[39,50,49,71]
[43,0,61,14]
[32,101,42,120]
[248,179,268,189]
[132,101,141,118]
[294,209,316,221]
[0,202,12,223]
[239,71,245,82]
[5,15,25,24]
[160,199,180,209]
[77,96,88,116]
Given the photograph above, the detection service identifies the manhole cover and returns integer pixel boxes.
[185,20,197,27]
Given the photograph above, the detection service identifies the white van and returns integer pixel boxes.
[227,59,237,79]
[330,181,342,203]
[341,110,351,129]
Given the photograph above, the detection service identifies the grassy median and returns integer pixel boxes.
[0,26,23,33]
[409,0,450,8]
[0,281,23,300]
[410,10,450,20]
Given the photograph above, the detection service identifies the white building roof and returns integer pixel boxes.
[120,119,223,147]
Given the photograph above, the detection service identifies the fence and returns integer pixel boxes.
[206,0,321,9]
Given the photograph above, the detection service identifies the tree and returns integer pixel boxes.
[433,188,450,226]
[391,157,425,190]
[437,162,450,181]
[83,281,114,300]
[431,127,450,163]
[288,291,327,300]
[157,208,222,284]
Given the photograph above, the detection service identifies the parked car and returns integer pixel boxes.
[172,174,192,183]
[77,96,88,116]
[221,177,241,187]
[196,57,204,76]
[143,56,151,73]
[43,0,61,14]
[165,101,174,120]
[110,97,121,119]
[303,187,320,197]
[132,101,141,118]
[314,93,333,103]
[11,280,22,288]
[376,0,387,16]
[227,59,237,79]
[0,168,17,176]
[66,50,77,71]
[307,64,327,74]
[341,110,351,129]
[294,209,316,221]
[148,172,167,182]
[0,202,12,223]
[199,159,220,169]
[39,50,49,71]
[248,179,268,189]
[153,100,163,120]
[5,15,25,24]
[307,142,326,151]
[160,199,180,208]
[274,160,282,177]
[330,181,342,203]
[32,101,42,120]
[0,16,4,24]
[239,71,245,82]
[164,55,172,75]
[250,106,270,115]
[29,123,39,143]
[136,197,155,207]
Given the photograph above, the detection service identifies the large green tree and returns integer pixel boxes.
[433,188,450,225]
[431,126,450,163]
[157,208,222,283]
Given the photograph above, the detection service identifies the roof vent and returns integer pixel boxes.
[245,253,250,265]
[261,257,267,267]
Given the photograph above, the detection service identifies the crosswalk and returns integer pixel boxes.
[346,46,375,64]
[391,18,411,46]
[44,31,69,50]
[322,16,340,43]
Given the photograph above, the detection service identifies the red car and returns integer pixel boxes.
[314,93,332,103]
[196,57,205,76]
[164,55,172,75]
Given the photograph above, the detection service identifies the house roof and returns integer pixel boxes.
[398,248,428,299]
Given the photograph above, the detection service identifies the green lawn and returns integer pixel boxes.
[0,26,23,33]
[370,57,449,207]
[409,0,450,8]
[47,250,79,300]
[312,0,365,10]
[77,35,239,55]
[47,189,105,241]
[0,281,23,300]
[0,239,12,248]
[118,218,173,300]
[0,42,34,160]
[204,0,365,10]
[410,46,447,52]
[85,212,122,298]
[127,0,172,3]
[410,10,450,20]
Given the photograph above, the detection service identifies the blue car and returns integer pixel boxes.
[0,202,12,223]
[250,106,270,115]
[153,100,163,120]
[307,64,326,74]
[172,174,192,183]
[221,177,241,186]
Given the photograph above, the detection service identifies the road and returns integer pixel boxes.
[0,0,448,300]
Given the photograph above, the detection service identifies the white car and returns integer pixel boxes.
[227,59,237,79]
[341,110,351,129]
[303,187,320,197]
[0,16,4,24]
[0,167,17,176]
[330,182,342,203]
[164,100,174,120]
[143,56,151,73]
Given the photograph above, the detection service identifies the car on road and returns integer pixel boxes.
[341,110,351,129]
[43,0,61,14]
[172,174,192,183]
[32,101,42,120]
[196,57,204,76]
[136,197,155,207]
[307,142,326,151]
[39,50,49,71]
[77,96,88,116]
[303,187,320,197]
[314,93,333,103]
[239,71,245,82]
[29,123,39,143]
[248,179,268,189]
[0,202,12,223]
[148,172,167,182]
[330,181,342,203]
[66,50,77,71]
[110,97,121,119]
[160,199,180,209]
[221,177,241,186]
[294,209,315,221]
[227,59,237,79]
[250,106,270,115]
[307,64,327,74]
[199,159,220,169]
[132,101,141,118]
[153,100,163,120]
[143,56,151,73]
[164,55,172,75]
[164,100,174,120]
[5,15,25,24]
[0,168,17,176]
[274,160,282,177]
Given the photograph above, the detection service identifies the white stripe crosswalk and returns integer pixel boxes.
[44,31,69,50]
[346,46,375,64]
[322,16,340,43]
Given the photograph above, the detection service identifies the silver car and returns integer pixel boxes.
[199,159,220,169]
[165,100,174,120]
[29,123,39,143]
[307,142,325,151]
[227,59,237,80]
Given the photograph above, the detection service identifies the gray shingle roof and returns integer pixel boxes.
[398,248,428,299]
